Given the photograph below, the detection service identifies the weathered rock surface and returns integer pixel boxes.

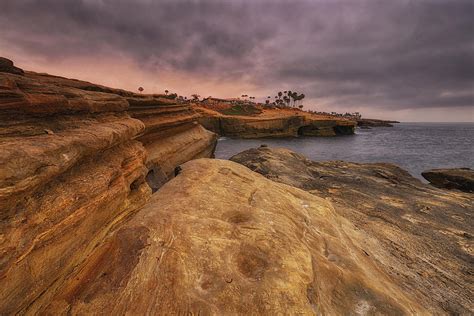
[422,168,474,193]
[0,57,24,75]
[197,107,355,138]
[129,97,217,190]
[0,59,217,314]
[25,159,425,314]
[2,58,471,315]
[231,147,474,314]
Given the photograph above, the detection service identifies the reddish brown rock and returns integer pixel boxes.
[0,60,217,314]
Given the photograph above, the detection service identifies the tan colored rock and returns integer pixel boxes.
[196,107,355,138]
[0,60,217,314]
[0,113,145,216]
[231,147,474,314]
[28,159,423,315]
[128,96,217,190]
[0,140,151,315]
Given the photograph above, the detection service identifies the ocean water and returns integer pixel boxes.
[215,122,474,180]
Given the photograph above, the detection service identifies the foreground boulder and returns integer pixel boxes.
[231,147,473,314]
[422,168,474,193]
[25,159,424,314]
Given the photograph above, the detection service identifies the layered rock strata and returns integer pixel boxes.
[231,147,474,314]
[128,97,217,190]
[0,59,217,314]
[2,57,472,315]
[197,108,355,138]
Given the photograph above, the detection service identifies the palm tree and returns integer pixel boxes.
[278,91,282,100]
[289,91,297,107]
[300,93,305,103]
[165,89,169,95]
[286,91,292,107]
[191,94,200,101]
[138,87,144,93]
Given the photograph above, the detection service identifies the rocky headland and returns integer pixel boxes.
[1,58,472,315]
[196,106,356,138]
[356,118,400,128]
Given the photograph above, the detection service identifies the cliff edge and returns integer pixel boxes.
[1,58,471,315]
[0,58,217,314]
[196,106,356,138]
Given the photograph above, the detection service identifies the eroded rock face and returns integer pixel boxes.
[197,108,355,138]
[422,168,474,193]
[128,96,218,189]
[27,159,424,315]
[231,147,474,314]
[0,61,217,314]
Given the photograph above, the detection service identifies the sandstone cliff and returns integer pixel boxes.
[197,107,355,138]
[231,147,474,314]
[0,59,217,314]
[1,58,472,315]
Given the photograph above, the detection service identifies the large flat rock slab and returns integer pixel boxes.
[231,147,474,314]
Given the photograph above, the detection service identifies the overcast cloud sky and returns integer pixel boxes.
[1,0,473,121]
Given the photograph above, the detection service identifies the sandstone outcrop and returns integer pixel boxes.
[128,96,217,191]
[356,118,400,127]
[422,168,474,193]
[0,58,217,314]
[231,147,474,314]
[197,107,355,138]
[2,57,472,315]
[21,159,426,314]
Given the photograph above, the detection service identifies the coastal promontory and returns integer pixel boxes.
[0,59,472,315]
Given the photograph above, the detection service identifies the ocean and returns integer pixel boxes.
[215,122,474,180]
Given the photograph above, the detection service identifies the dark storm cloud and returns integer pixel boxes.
[1,0,473,111]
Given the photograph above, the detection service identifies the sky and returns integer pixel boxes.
[1,0,473,121]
